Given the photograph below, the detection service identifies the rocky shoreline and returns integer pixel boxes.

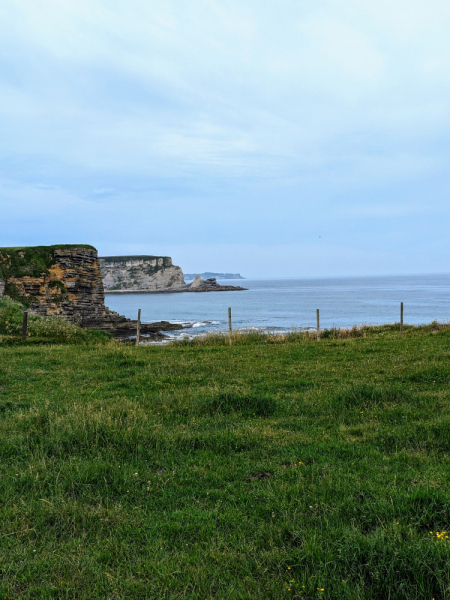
[0,245,194,341]
[0,247,245,341]
[91,315,192,341]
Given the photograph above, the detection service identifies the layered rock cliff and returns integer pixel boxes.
[0,245,188,338]
[0,245,108,326]
[99,255,185,291]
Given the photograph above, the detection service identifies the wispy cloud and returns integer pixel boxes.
[1,0,449,275]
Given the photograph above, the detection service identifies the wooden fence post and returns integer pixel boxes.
[22,311,28,342]
[228,307,232,346]
[316,309,320,341]
[136,309,141,347]
[400,302,403,337]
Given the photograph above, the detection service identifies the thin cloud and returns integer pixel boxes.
[0,0,449,275]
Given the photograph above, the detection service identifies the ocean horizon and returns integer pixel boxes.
[104,273,450,340]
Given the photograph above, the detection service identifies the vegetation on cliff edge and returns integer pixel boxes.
[0,244,97,307]
[0,244,96,279]
[100,255,171,263]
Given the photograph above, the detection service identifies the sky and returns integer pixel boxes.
[1,0,450,277]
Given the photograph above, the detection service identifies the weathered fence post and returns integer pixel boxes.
[400,302,404,337]
[228,307,232,346]
[316,309,320,341]
[135,309,141,347]
[22,311,28,342]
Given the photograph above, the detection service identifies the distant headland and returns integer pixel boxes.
[184,272,245,280]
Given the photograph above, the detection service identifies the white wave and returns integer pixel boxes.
[192,320,220,328]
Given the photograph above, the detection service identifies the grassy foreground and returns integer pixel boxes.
[1,325,450,599]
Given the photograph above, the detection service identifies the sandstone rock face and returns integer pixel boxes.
[99,255,186,291]
[188,275,204,290]
[0,245,111,326]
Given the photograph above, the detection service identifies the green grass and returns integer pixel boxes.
[0,296,110,345]
[100,255,170,263]
[1,323,450,598]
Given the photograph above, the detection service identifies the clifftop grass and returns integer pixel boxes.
[100,255,171,263]
[0,244,96,280]
[1,325,450,598]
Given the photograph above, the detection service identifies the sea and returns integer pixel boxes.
[105,274,450,341]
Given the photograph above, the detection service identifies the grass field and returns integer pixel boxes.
[1,323,450,599]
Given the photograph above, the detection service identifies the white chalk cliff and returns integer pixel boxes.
[99,256,185,292]
[99,256,246,293]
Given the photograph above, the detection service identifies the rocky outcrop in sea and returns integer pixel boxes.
[186,275,246,292]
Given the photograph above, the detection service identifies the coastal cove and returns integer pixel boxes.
[105,273,450,339]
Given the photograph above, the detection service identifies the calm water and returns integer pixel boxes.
[105,274,450,339]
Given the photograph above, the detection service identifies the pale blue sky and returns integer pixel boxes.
[1,0,449,277]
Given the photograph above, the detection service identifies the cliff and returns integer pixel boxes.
[0,245,108,327]
[100,255,246,293]
[0,245,188,339]
[100,255,185,291]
